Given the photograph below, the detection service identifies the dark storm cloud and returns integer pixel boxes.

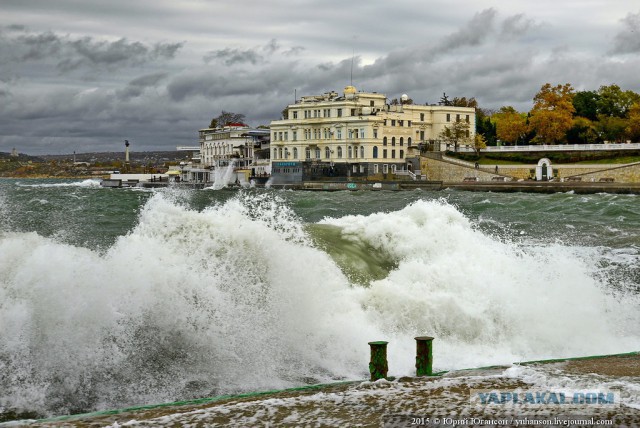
[610,11,640,54]
[202,39,296,65]
[0,26,183,72]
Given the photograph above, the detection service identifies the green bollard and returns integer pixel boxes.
[368,341,389,381]
[415,336,434,376]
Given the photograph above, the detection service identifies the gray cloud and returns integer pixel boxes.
[0,26,184,73]
[611,11,640,55]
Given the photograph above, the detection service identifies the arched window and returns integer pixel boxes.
[305,147,311,159]
[400,149,404,159]
[273,148,277,159]
[383,136,387,146]
[348,146,352,158]
[284,149,289,159]
[400,137,404,146]
[392,137,396,146]
[337,147,343,158]
[373,146,378,158]
[315,147,321,159]
[279,148,283,158]
[325,147,331,158]
[293,147,298,159]
[360,146,365,158]
[408,137,412,146]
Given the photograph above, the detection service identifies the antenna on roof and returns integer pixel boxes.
[350,48,355,87]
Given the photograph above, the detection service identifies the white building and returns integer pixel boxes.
[268,86,476,183]
[198,123,271,179]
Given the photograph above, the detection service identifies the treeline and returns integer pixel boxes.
[471,84,640,146]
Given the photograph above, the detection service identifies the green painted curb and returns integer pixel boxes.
[27,350,640,424]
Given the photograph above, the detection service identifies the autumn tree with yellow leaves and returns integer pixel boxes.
[528,83,576,144]
[493,106,528,145]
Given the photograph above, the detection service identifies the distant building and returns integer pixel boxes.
[269,86,476,183]
[196,123,271,182]
[10,148,18,157]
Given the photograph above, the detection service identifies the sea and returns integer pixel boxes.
[0,178,639,420]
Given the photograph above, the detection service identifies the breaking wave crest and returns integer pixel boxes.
[0,192,638,418]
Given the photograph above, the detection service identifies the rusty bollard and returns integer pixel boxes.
[415,336,434,376]
[368,341,389,381]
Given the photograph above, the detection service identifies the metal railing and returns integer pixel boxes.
[453,143,640,153]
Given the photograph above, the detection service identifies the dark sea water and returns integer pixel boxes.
[1,178,639,419]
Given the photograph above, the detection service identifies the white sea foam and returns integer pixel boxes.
[15,179,102,188]
[0,193,638,417]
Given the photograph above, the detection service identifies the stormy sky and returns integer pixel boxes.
[1,1,639,155]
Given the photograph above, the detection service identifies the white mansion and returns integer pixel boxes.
[268,86,476,183]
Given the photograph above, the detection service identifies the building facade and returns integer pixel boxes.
[269,86,476,183]
[198,123,271,177]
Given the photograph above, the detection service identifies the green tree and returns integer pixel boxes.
[528,83,575,144]
[597,84,640,118]
[210,111,246,128]
[475,109,497,145]
[596,115,628,143]
[573,91,600,121]
[439,119,472,152]
[566,117,598,144]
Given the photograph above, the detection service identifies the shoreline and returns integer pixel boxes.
[4,176,640,194]
[25,352,640,427]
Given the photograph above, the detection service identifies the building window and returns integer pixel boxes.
[337,129,342,139]
[373,146,378,158]
[284,149,289,159]
[466,130,470,138]
[337,147,343,158]
[293,147,298,159]
[391,165,396,173]
[420,130,425,140]
[383,149,387,159]
[360,128,365,138]
[360,146,364,158]
[420,113,425,121]
[293,131,297,141]
[399,120,404,127]
[348,146,352,158]
[383,136,387,146]
[284,131,288,141]
[325,147,331,158]
[383,164,388,174]
[370,100,374,106]
[399,137,403,146]
[373,129,378,139]
[354,145,358,158]
[392,137,396,146]
[351,108,356,116]
[360,165,365,173]
[466,115,470,123]
[305,147,311,159]
[392,149,396,158]
[273,148,277,159]
[337,109,342,117]
[353,165,357,173]
[374,164,379,174]
[315,147,321,159]
[400,149,404,158]
[293,111,298,119]
[279,148,283,158]
[446,113,451,122]
[391,120,396,126]
[408,121,412,127]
